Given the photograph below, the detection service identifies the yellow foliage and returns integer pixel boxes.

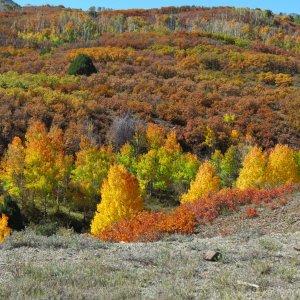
[91,164,143,237]
[67,47,136,62]
[236,146,267,190]
[0,46,34,57]
[258,72,293,87]
[178,55,200,69]
[230,129,239,140]
[146,123,165,149]
[265,144,299,187]
[0,214,11,243]
[274,73,293,87]
[181,161,220,204]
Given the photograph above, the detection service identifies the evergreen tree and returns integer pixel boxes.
[67,54,97,76]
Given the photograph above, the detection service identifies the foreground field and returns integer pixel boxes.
[0,194,299,300]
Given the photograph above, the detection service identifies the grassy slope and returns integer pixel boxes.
[0,193,299,299]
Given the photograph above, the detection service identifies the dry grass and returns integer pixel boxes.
[0,193,299,299]
[0,229,299,300]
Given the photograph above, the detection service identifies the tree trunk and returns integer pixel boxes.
[43,195,47,219]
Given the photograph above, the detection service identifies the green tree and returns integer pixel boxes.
[116,143,138,175]
[219,146,241,187]
[137,131,199,199]
[71,137,114,216]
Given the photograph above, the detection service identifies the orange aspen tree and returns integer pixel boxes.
[0,214,11,242]
[146,123,165,150]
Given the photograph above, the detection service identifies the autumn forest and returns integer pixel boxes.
[0,4,299,243]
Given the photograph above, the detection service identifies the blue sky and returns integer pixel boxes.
[17,0,300,14]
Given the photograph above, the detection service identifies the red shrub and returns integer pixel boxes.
[244,206,258,218]
[100,185,293,242]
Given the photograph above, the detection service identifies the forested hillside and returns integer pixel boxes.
[0,5,299,241]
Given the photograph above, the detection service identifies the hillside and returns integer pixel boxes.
[0,6,299,298]
[0,0,19,11]
[0,3,299,236]
[0,6,299,155]
[1,192,299,299]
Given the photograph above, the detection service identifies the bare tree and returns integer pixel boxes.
[108,113,144,150]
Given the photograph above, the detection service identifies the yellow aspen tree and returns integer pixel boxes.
[265,144,299,187]
[91,164,143,237]
[0,137,25,207]
[0,214,11,242]
[181,161,220,204]
[236,146,267,190]
[24,122,72,216]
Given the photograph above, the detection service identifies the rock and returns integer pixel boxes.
[293,245,300,252]
[237,280,260,291]
[204,250,222,261]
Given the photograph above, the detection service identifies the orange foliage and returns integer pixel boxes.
[100,206,196,242]
[146,123,165,149]
[0,214,11,242]
[100,185,293,242]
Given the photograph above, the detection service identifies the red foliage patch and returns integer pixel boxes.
[244,206,258,218]
[100,184,293,242]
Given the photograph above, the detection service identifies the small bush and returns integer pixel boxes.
[67,54,97,76]
[33,222,59,237]
[244,206,258,218]
[200,53,222,70]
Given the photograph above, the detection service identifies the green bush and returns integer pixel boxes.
[67,54,97,76]
[34,222,59,236]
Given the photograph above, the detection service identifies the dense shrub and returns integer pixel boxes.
[33,222,59,237]
[67,54,97,76]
